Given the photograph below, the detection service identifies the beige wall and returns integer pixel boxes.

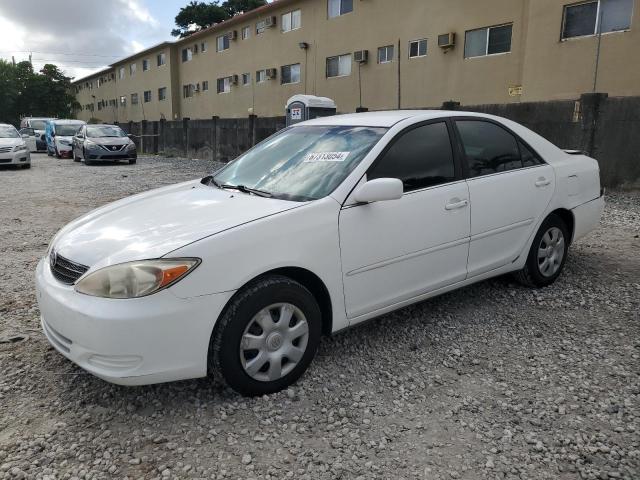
[74,0,640,121]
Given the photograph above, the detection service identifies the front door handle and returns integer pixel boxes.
[445,199,469,211]
[535,177,551,187]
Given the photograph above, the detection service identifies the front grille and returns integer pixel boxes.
[0,159,10,164]
[99,144,126,152]
[0,146,12,153]
[50,251,89,285]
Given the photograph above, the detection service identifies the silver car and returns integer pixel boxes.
[72,124,137,165]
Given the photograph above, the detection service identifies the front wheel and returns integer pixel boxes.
[514,214,570,288]
[209,275,322,396]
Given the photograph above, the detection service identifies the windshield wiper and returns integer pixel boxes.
[207,178,272,198]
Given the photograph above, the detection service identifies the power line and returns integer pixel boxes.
[0,50,121,58]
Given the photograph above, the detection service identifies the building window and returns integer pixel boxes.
[202,80,209,91]
[217,77,231,93]
[118,67,125,79]
[158,87,167,101]
[131,93,139,105]
[465,24,513,58]
[183,84,194,98]
[378,45,395,63]
[326,54,352,77]
[256,19,267,34]
[119,95,127,106]
[217,35,230,52]
[130,63,137,75]
[281,63,301,84]
[182,47,193,62]
[256,69,267,83]
[242,73,251,85]
[282,9,302,32]
[242,25,251,39]
[157,53,166,66]
[142,59,149,71]
[328,0,353,18]
[201,41,208,52]
[143,90,151,103]
[409,39,427,58]
[562,0,633,39]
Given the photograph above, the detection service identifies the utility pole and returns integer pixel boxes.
[593,5,604,93]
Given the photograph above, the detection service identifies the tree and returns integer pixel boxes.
[0,60,18,125]
[172,0,266,38]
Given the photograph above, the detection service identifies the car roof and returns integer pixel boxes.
[51,119,85,125]
[300,110,502,128]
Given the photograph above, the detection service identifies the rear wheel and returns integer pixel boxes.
[514,214,570,288]
[209,275,322,396]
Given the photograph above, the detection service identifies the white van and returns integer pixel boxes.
[20,117,55,152]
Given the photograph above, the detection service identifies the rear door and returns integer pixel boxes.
[453,119,554,277]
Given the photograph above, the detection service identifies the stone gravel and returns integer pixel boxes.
[0,154,638,480]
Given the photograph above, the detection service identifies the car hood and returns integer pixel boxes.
[52,180,303,268]
[55,136,73,143]
[90,137,131,146]
[0,138,22,147]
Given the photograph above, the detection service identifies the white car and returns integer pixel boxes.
[36,111,604,396]
[0,124,31,169]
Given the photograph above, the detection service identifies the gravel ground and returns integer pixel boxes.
[0,154,638,480]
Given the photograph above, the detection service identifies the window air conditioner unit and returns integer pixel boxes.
[227,30,238,41]
[265,16,277,28]
[354,50,369,64]
[266,68,277,79]
[231,74,239,85]
[438,32,456,49]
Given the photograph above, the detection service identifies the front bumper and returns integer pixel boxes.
[0,150,30,165]
[56,145,73,157]
[87,147,137,161]
[35,258,234,385]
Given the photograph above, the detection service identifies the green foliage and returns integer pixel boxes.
[0,60,78,126]
[172,0,267,38]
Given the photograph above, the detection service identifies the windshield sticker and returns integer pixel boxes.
[303,151,350,163]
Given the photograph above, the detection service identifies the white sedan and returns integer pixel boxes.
[36,111,604,396]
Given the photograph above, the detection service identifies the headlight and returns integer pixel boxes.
[85,140,99,150]
[13,144,27,152]
[126,142,136,150]
[75,258,200,299]
[59,140,72,146]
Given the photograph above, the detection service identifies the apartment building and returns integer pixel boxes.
[74,0,639,122]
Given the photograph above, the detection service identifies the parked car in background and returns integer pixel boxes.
[72,124,137,165]
[0,124,31,169]
[46,120,86,158]
[36,111,604,396]
[18,128,38,152]
[20,117,55,152]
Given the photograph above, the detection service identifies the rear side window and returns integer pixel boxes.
[519,141,544,167]
[368,122,456,192]
[456,120,523,177]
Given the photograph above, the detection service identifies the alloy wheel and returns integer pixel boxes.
[538,226,565,278]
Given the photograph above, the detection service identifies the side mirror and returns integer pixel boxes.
[353,178,404,204]
[127,133,134,138]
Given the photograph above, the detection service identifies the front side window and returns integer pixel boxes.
[328,0,353,18]
[242,25,251,39]
[562,0,634,39]
[368,122,456,192]
[158,87,167,101]
[131,93,139,105]
[281,63,301,84]
[326,54,352,77]
[456,120,523,177]
[465,24,513,58]
[242,73,251,85]
[217,77,231,93]
[217,35,230,52]
[157,53,166,66]
[282,9,302,32]
[142,59,149,71]
[409,39,427,58]
[213,125,387,201]
[143,90,151,102]
[378,45,395,63]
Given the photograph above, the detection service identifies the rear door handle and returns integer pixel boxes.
[445,199,469,211]
[535,178,551,187]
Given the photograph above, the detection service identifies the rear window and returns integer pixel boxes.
[30,120,47,130]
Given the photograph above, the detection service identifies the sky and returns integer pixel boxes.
[0,0,189,80]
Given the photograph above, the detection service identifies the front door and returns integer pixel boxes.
[339,121,470,320]
[453,119,555,277]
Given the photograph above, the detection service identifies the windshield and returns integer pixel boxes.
[86,125,126,138]
[213,126,387,201]
[0,126,19,138]
[55,124,83,136]
[29,120,47,130]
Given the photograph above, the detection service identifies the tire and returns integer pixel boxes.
[128,159,136,164]
[47,149,53,157]
[55,148,61,159]
[514,213,570,288]
[83,149,92,166]
[209,275,322,396]
[22,164,31,169]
